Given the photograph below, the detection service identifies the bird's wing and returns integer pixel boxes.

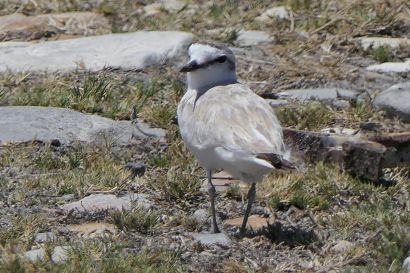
[178,83,285,156]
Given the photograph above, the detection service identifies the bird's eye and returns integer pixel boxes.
[215,55,227,63]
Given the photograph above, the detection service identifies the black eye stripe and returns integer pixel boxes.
[215,55,227,63]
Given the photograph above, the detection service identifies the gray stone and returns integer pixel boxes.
[403,256,410,272]
[143,0,186,16]
[358,37,410,50]
[0,12,111,41]
[23,248,46,262]
[193,209,209,223]
[255,6,289,21]
[366,60,410,73]
[332,100,350,110]
[61,193,153,212]
[34,232,56,243]
[277,88,358,102]
[23,246,69,262]
[51,246,70,262]
[0,106,165,145]
[374,82,410,121]
[62,194,75,202]
[235,30,272,47]
[124,163,146,177]
[330,240,354,254]
[0,31,193,72]
[191,232,231,247]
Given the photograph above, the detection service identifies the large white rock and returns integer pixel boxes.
[0,106,165,145]
[0,31,193,72]
[373,82,410,122]
[366,60,410,73]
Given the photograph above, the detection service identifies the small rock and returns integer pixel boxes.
[235,30,272,47]
[51,246,70,262]
[62,194,75,202]
[266,99,289,107]
[143,0,185,16]
[330,240,354,254]
[225,215,273,231]
[256,6,289,21]
[332,100,350,110]
[68,222,117,238]
[373,82,410,122]
[403,256,410,272]
[358,37,410,50]
[34,232,56,243]
[366,60,410,73]
[23,248,46,262]
[61,193,153,212]
[277,88,358,102]
[193,209,209,223]
[191,232,231,247]
[23,246,69,262]
[124,163,146,177]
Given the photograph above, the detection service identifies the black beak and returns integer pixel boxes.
[179,60,200,72]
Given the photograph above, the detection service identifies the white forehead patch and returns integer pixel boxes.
[188,43,224,63]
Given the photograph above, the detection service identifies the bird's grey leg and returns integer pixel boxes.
[240,183,256,235]
[207,170,220,233]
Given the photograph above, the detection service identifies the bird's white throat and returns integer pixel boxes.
[187,64,237,92]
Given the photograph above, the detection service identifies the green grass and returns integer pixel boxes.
[276,101,381,131]
[373,46,392,63]
[0,242,185,273]
[263,163,344,211]
[2,71,171,120]
[110,207,160,234]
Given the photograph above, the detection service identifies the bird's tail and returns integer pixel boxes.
[256,153,297,170]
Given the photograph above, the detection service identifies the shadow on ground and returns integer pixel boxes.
[246,221,318,247]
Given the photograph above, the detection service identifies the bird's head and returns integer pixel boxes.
[180,43,237,92]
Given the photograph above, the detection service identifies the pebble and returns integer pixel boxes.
[124,163,146,177]
[34,232,56,243]
[191,232,231,247]
[330,240,354,254]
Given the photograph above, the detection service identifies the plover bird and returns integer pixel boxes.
[178,43,292,235]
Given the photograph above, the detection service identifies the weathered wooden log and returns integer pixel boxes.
[283,128,410,181]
